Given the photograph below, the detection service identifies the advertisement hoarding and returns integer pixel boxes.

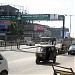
[0,20,11,25]
[34,25,44,31]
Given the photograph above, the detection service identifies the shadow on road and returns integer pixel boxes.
[37,61,60,66]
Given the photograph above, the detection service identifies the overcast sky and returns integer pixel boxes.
[0,0,75,37]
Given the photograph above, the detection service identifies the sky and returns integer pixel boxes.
[0,0,75,37]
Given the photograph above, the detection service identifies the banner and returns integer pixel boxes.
[34,25,44,31]
[0,20,11,25]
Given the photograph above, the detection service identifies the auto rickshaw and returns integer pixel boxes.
[52,65,75,75]
[35,45,57,64]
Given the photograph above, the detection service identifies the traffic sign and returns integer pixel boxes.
[0,14,64,20]
[58,15,65,20]
[0,16,17,20]
[50,14,58,20]
[21,14,50,20]
[0,14,50,20]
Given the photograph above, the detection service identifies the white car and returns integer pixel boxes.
[0,53,8,75]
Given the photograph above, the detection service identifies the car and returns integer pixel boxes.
[68,44,75,55]
[0,53,8,75]
[35,45,57,64]
[26,41,35,46]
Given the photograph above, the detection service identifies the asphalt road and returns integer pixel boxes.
[0,46,75,75]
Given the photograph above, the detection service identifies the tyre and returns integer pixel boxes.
[68,52,70,55]
[53,58,56,63]
[36,58,40,64]
[57,50,59,55]
[1,71,8,75]
[58,49,60,54]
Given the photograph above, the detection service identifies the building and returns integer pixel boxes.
[0,4,19,40]
[23,23,49,40]
[0,5,19,15]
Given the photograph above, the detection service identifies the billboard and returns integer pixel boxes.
[34,25,44,31]
[0,20,11,25]
[0,25,8,29]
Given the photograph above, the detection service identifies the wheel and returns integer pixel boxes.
[57,50,59,55]
[36,58,40,64]
[1,71,8,75]
[53,58,56,63]
[68,52,70,55]
[57,49,60,54]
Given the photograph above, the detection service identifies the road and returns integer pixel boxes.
[0,45,75,75]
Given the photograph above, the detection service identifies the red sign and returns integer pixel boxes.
[0,20,11,25]
[34,25,44,31]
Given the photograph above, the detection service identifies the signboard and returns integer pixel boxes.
[0,25,8,29]
[0,20,11,25]
[50,14,58,20]
[0,16,17,20]
[0,14,64,20]
[21,14,50,20]
[34,25,44,31]
[50,14,65,20]
[58,15,65,20]
[0,14,50,20]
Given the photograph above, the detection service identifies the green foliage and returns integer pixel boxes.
[9,21,24,35]
[9,21,17,35]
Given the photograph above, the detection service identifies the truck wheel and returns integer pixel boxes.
[36,58,40,64]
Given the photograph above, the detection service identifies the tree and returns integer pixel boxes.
[9,21,17,35]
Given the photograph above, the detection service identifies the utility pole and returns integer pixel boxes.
[65,15,74,37]
[70,15,72,36]
[62,15,65,39]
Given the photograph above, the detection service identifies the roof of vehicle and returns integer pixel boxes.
[37,44,55,47]
[69,45,75,50]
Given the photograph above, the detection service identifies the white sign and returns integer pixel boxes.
[50,14,58,20]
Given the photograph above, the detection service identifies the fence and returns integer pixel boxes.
[0,40,26,51]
